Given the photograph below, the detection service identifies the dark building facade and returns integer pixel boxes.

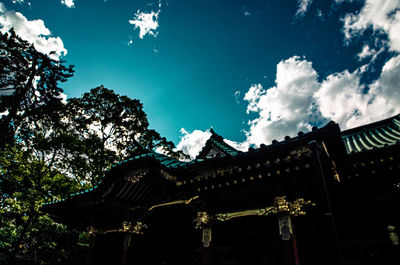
[43,115,400,265]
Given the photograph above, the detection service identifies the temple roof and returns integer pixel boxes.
[341,114,400,154]
[41,114,400,229]
[196,129,241,159]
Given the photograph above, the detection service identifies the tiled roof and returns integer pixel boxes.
[341,114,400,154]
[196,129,241,159]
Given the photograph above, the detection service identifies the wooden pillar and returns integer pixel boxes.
[120,233,132,265]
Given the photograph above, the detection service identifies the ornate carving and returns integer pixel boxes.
[121,221,147,235]
[87,226,96,236]
[124,169,149,183]
[195,212,212,229]
[272,196,315,216]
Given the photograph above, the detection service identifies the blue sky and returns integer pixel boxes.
[1,0,400,158]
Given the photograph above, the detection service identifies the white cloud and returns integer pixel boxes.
[61,0,75,8]
[176,0,400,156]
[12,0,25,4]
[0,3,67,59]
[357,44,376,61]
[244,56,319,146]
[295,0,313,17]
[342,0,400,53]
[223,139,249,152]
[177,54,400,154]
[315,55,400,128]
[176,128,249,159]
[176,128,211,159]
[129,8,160,39]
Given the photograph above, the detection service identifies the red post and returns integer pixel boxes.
[279,215,300,265]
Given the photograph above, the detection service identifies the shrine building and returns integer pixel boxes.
[43,114,400,265]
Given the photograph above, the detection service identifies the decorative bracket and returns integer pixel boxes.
[215,196,315,222]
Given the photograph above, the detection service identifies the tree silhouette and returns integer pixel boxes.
[64,85,187,185]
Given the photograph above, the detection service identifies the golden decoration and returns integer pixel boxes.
[88,221,147,235]
[87,226,96,236]
[215,196,315,221]
[195,212,212,229]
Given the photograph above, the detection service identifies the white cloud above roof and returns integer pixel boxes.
[244,56,319,146]
[176,128,211,160]
[0,3,67,59]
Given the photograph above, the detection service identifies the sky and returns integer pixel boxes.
[1,0,400,159]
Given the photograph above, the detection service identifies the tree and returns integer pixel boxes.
[0,29,74,148]
[0,29,81,265]
[0,29,186,264]
[0,145,82,265]
[63,86,187,185]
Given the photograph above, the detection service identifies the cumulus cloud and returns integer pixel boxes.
[176,0,400,157]
[243,56,320,146]
[176,128,211,159]
[315,56,400,128]
[342,0,400,53]
[177,54,400,156]
[0,3,67,59]
[61,0,75,8]
[129,6,160,39]
[295,0,313,17]
[175,128,249,160]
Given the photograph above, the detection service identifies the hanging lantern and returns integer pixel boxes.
[202,226,212,248]
[388,225,399,246]
[279,214,293,241]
